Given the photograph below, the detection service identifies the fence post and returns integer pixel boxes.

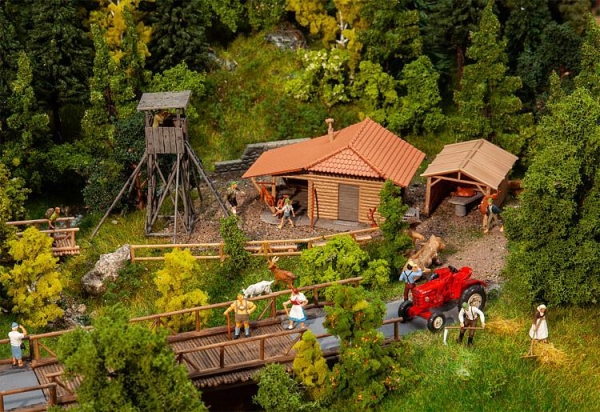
[48,384,57,406]
[130,246,136,262]
[32,337,40,364]
[195,310,200,332]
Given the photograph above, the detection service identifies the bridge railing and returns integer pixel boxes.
[0,383,57,412]
[5,218,80,257]
[177,317,406,379]
[129,227,381,262]
[129,277,363,332]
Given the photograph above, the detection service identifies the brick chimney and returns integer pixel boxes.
[326,118,335,142]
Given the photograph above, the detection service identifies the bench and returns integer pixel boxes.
[402,207,420,222]
[447,192,484,216]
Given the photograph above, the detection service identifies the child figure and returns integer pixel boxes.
[283,288,308,329]
[278,198,295,229]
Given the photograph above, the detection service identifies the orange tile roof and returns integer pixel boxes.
[242,118,425,187]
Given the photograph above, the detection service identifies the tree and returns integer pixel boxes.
[0,163,29,262]
[154,249,210,331]
[147,0,211,73]
[389,55,446,135]
[0,5,20,130]
[219,215,251,277]
[422,0,487,88]
[285,48,351,111]
[253,363,314,411]
[300,235,390,291]
[0,227,63,328]
[3,52,51,193]
[292,330,330,402]
[574,14,600,99]
[246,0,287,31]
[26,0,92,140]
[56,305,207,411]
[376,181,412,275]
[453,0,532,155]
[504,82,600,306]
[350,60,399,124]
[358,0,421,73]
[324,285,417,410]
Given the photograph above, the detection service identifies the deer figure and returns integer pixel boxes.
[267,256,297,289]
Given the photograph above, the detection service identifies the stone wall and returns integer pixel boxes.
[213,138,310,174]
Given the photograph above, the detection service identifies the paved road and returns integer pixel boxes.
[300,299,460,351]
[0,365,46,410]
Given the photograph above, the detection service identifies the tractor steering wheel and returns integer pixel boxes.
[448,265,459,273]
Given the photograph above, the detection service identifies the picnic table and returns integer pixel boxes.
[447,192,483,216]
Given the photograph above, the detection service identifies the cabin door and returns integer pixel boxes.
[338,184,359,221]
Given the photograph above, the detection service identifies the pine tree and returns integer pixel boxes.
[4,52,51,193]
[0,5,20,128]
[0,227,63,328]
[148,0,210,73]
[453,0,532,155]
[26,0,92,140]
[56,305,207,411]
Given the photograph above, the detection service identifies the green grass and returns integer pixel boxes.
[379,286,600,411]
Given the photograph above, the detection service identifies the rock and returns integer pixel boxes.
[265,28,306,50]
[81,245,131,295]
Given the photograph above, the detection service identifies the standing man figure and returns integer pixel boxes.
[47,207,61,230]
[458,302,485,346]
[226,182,244,215]
[223,292,256,339]
[399,260,422,301]
[8,322,27,368]
[484,197,503,233]
[277,198,295,229]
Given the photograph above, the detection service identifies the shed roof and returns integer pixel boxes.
[136,91,192,111]
[420,139,518,189]
[242,118,425,187]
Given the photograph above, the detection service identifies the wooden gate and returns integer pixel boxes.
[338,184,359,221]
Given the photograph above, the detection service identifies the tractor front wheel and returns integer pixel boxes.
[398,300,413,322]
[427,312,446,333]
[458,285,487,311]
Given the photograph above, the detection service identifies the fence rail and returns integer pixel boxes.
[129,227,381,262]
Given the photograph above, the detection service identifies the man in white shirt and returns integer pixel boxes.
[8,322,27,368]
[458,302,485,346]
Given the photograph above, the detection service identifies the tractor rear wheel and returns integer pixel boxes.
[458,285,487,310]
[427,312,446,333]
[398,300,414,322]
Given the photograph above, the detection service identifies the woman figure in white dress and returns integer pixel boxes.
[283,287,308,330]
[529,304,548,343]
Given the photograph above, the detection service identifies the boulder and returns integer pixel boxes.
[82,245,130,295]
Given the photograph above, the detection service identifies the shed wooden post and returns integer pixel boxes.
[424,177,432,216]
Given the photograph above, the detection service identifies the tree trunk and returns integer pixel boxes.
[456,46,465,90]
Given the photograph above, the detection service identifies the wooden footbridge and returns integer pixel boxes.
[5,218,80,257]
[0,277,408,411]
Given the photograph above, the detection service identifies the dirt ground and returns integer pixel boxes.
[180,173,508,286]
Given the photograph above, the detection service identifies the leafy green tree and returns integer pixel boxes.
[550,0,590,35]
[3,52,51,193]
[505,83,600,306]
[247,0,287,31]
[26,0,92,139]
[389,55,446,135]
[285,48,351,111]
[148,0,211,73]
[324,285,416,410]
[120,7,150,102]
[253,363,315,411]
[292,330,330,402]
[574,14,600,99]
[300,235,389,291]
[376,181,412,275]
[358,0,421,72]
[56,305,207,412]
[154,249,210,331]
[219,215,250,277]
[286,0,343,46]
[350,60,399,124]
[453,0,532,155]
[0,227,63,328]
[0,163,29,262]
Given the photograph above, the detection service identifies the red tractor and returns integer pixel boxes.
[398,266,487,333]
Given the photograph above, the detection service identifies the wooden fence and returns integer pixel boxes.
[129,227,381,262]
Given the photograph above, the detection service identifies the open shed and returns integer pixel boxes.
[420,139,518,216]
[242,118,425,225]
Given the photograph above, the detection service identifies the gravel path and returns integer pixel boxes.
[181,174,508,285]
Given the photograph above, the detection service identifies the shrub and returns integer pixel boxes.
[219,215,250,278]
[253,363,316,412]
[292,330,330,402]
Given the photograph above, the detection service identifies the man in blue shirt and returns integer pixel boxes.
[399,260,423,301]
